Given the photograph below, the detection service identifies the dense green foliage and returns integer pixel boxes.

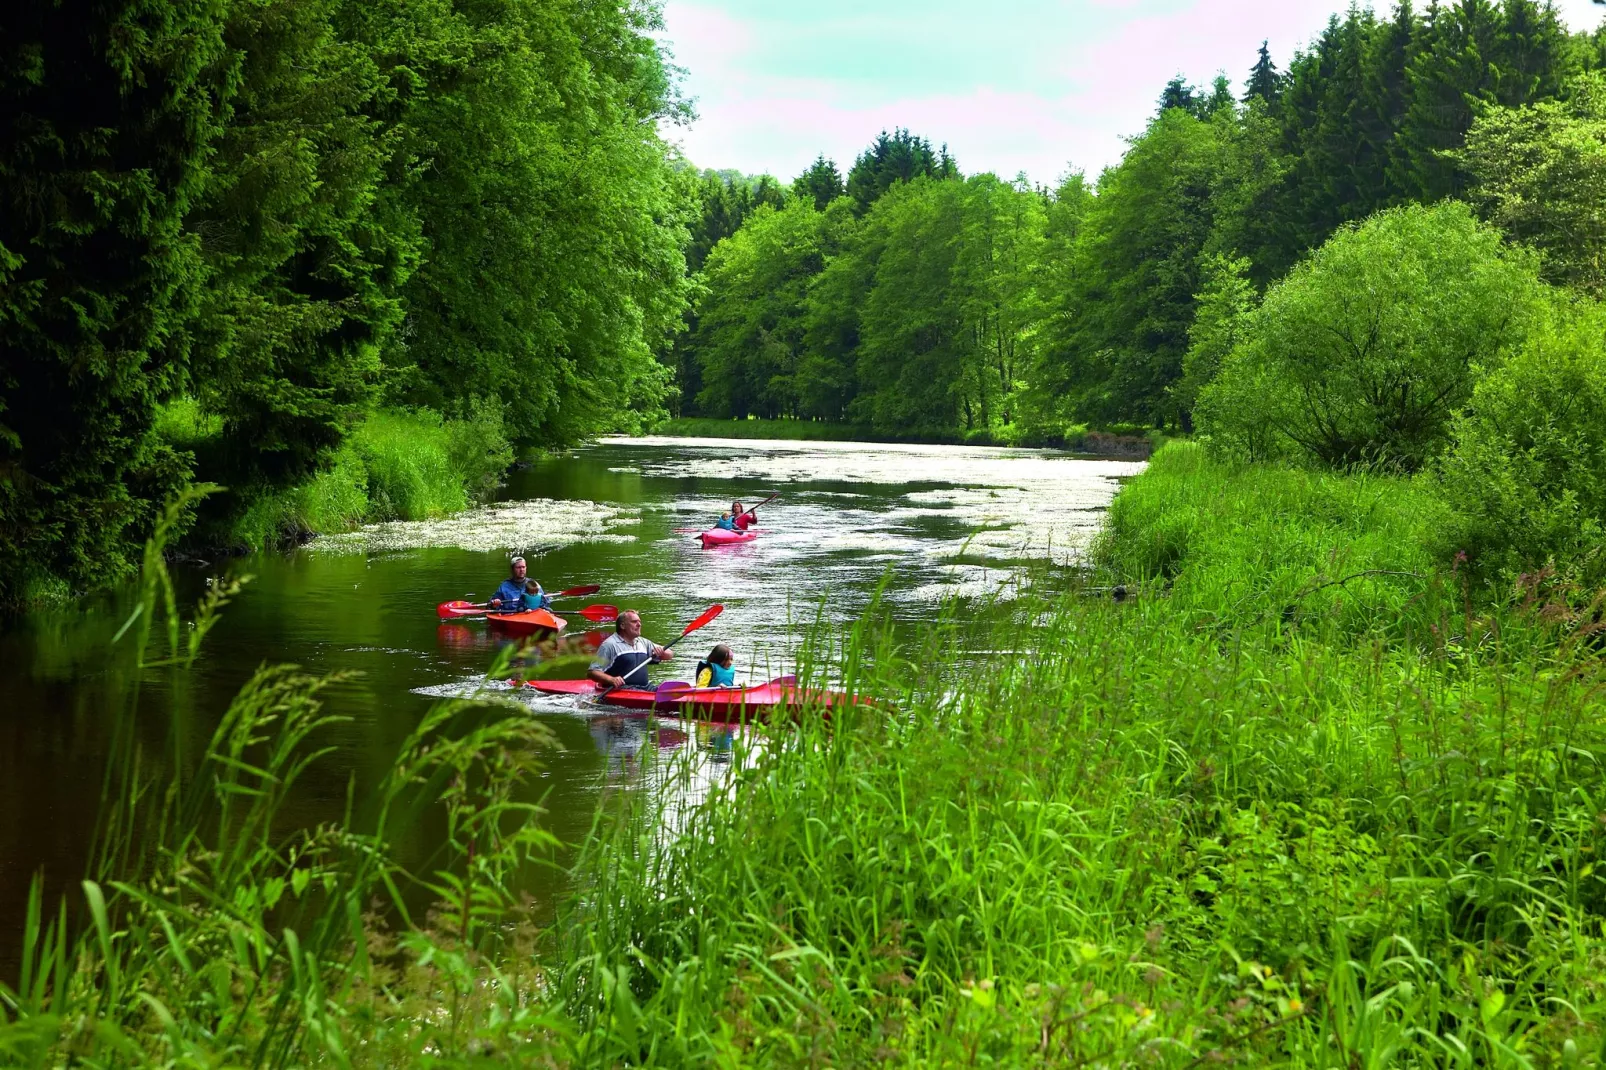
[1460,71,1606,294]
[679,0,1602,443]
[1198,202,1544,468]
[0,0,688,604]
[0,0,231,602]
[1438,302,1606,586]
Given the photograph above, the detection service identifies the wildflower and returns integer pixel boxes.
[1288,998,1304,1014]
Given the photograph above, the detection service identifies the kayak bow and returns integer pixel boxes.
[485,608,566,636]
[698,527,757,548]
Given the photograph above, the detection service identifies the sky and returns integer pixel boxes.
[657,0,1606,187]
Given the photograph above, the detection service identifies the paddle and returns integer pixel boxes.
[576,604,619,623]
[735,492,779,524]
[601,604,724,696]
[436,584,602,619]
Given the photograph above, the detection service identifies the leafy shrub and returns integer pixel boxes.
[1437,302,1606,586]
[1197,202,1544,469]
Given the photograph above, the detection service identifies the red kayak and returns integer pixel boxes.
[699,527,757,549]
[520,676,853,720]
[485,608,566,636]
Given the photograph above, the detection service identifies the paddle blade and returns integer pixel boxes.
[437,600,483,619]
[654,680,692,706]
[577,604,619,622]
[678,604,724,639]
[555,584,600,598]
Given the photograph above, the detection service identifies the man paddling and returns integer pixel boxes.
[588,609,674,689]
[489,557,531,612]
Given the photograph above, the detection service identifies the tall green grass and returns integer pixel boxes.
[1094,441,1461,635]
[0,493,568,1065]
[186,405,514,551]
[555,583,1606,1065]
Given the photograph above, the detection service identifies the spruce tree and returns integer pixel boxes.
[1157,76,1201,116]
[1396,0,1506,200]
[1204,74,1237,116]
[0,0,231,600]
[846,129,950,215]
[793,155,845,209]
[1243,41,1282,104]
[1365,0,1419,207]
[1493,0,1571,106]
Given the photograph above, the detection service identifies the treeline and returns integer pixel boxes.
[1,0,689,603]
[680,0,1606,441]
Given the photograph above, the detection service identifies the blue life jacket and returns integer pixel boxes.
[715,516,737,531]
[520,583,549,611]
[696,660,735,687]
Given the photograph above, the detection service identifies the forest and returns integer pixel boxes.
[6,0,1606,604]
[1,0,692,605]
[680,1,1606,441]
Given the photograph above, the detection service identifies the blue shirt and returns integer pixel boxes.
[493,578,528,609]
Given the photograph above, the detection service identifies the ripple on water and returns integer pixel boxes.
[308,498,639,555]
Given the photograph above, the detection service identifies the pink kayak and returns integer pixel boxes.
[698,527,757,548]
[520,676,856,720]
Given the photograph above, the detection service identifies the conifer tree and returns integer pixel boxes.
[1204,74,1237,116]
[1157,76,1202,116]
[846,129,953,215]
[1365,0,1419,205]
[1494,0,1570,106]
[0,0,231,599]
[1244,41,1282,104]
[793,155,845,209]
[1396,0,1508,200]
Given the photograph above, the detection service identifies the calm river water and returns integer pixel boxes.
[0,436,1141,968]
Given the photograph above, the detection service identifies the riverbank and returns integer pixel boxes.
[7,443,1602,1065]
[652,416,1161,458]
[159,405,514,556]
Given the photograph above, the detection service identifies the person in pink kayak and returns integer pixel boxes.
[731,500,756,530]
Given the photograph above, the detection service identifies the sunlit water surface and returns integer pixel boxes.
[0,436,1141,968]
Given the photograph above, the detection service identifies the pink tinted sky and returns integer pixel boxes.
[658,0,1606,185]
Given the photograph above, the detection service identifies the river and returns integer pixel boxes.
[0,436,1142,969]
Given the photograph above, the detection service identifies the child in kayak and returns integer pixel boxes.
[714,511,738,532]
[521,579,552,611]
[695,644,736,688]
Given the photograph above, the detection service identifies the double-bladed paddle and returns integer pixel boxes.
[601,604,724,696]
[436,584,602,619]
[736,492,779,523]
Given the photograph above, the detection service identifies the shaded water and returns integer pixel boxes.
[0,436,1141,967]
